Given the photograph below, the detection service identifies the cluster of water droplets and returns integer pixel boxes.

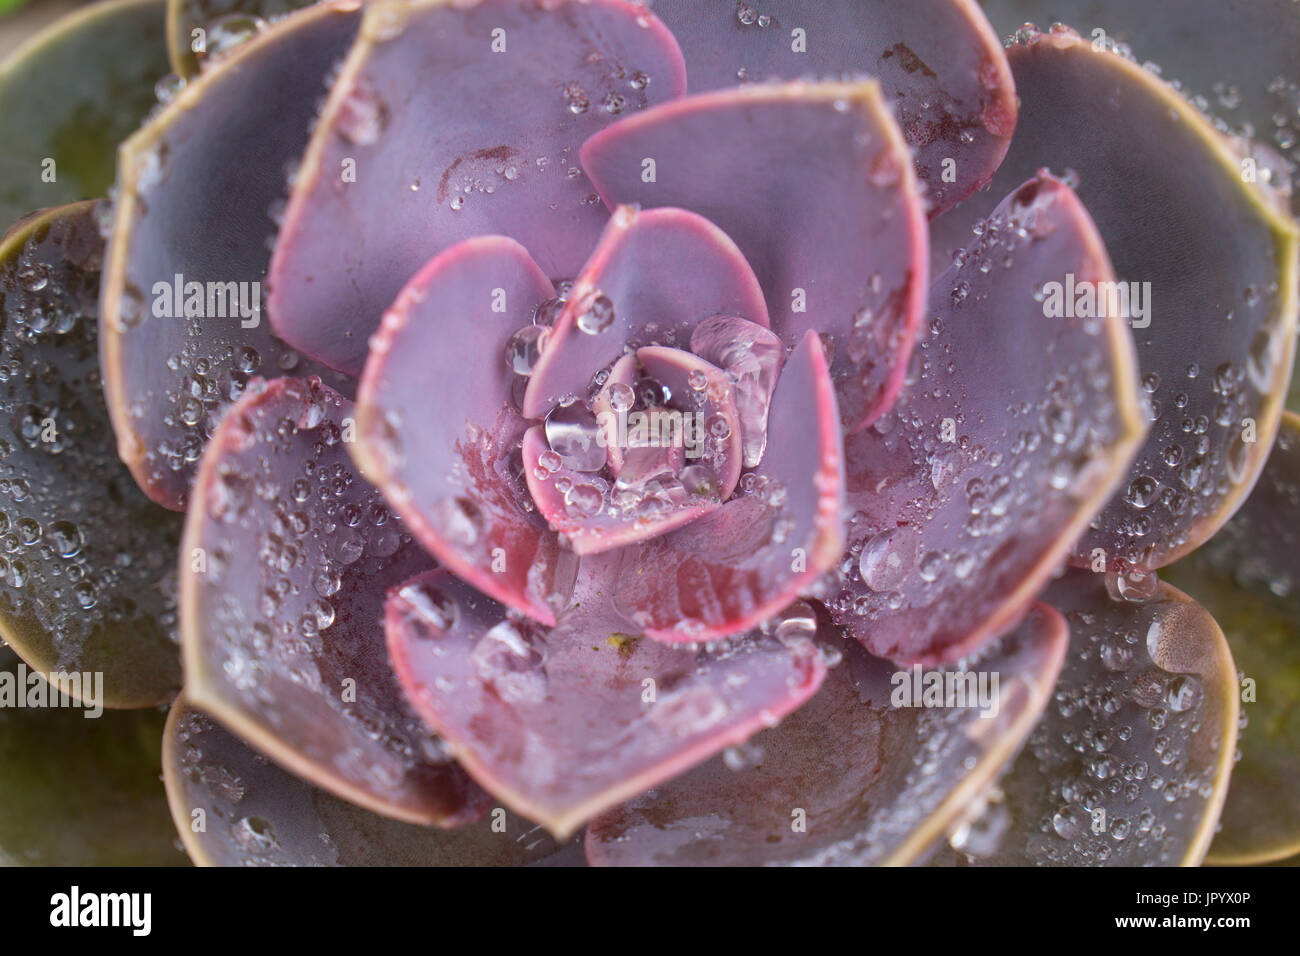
[828,188,1119,628]
[501,283,782,543]
[0,208,181,668]
[994,589,1222,865]
[198,380,463,790]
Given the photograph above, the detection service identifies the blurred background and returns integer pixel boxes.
[0,1,87,58]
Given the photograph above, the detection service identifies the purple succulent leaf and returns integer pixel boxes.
[610,331,844,642]
[830,173,1144,667]
[181,377,490,826]
[933,26,1300,571]
[0,202,184,708]
[267,0,687,376]
[352,235,574,625]
[979,1,1300,215]
[99,1,361,512]
[585,602,1066,866]
[1165,412,1300,864]
[384,557,827,839]
[165,698,584,866]
[932,567,1237,866]
[0,0,170,227]
[522,205,768,419]
[581,80,929,432]
[641,0,1016,215]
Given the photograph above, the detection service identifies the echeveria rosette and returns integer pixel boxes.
[0,0,1296,867]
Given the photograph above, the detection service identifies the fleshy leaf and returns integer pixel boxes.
[182,377,488,826]
[0,0,170,226]
[934,26,1300,570]
[979,0,1300,215]
[165,698,583,866]
[1165,412,1300,864]
[611,332,844,642]
[934,568,1237,866]
[165,0,317,77]
[100,0,360,510]
[642,0,1016,215]
[385,560,827,839]
[522,205,767,419]
[0,202,183,708]
[267,0,687,375]
[826,173,1145,667]
[0,658,184,866]
[352,236,572,624]
[585,602,1066,866]
[582,80,929,430]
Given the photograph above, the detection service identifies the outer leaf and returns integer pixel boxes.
[582,80,929,431]
[0,202,183,708]
[828,174,1143,666]
[165,698,584,866]
[979,0,1300,213]
[935,568,1237,866]
[934,26,1299,570]
[0,0,170,227]
[1165,412,1300,864]
[182,377,488,826]
[267,0,687,375]
[99,0,360,510]
[586,603,1066,866]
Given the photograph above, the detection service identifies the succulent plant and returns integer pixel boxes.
[0,0,1297,868]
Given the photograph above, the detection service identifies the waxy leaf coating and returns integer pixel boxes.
[0,0,170,227]
[523,205,768,420]
[611,332,844,642]
[935,27,1300,570]
[935,568,1237,866]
